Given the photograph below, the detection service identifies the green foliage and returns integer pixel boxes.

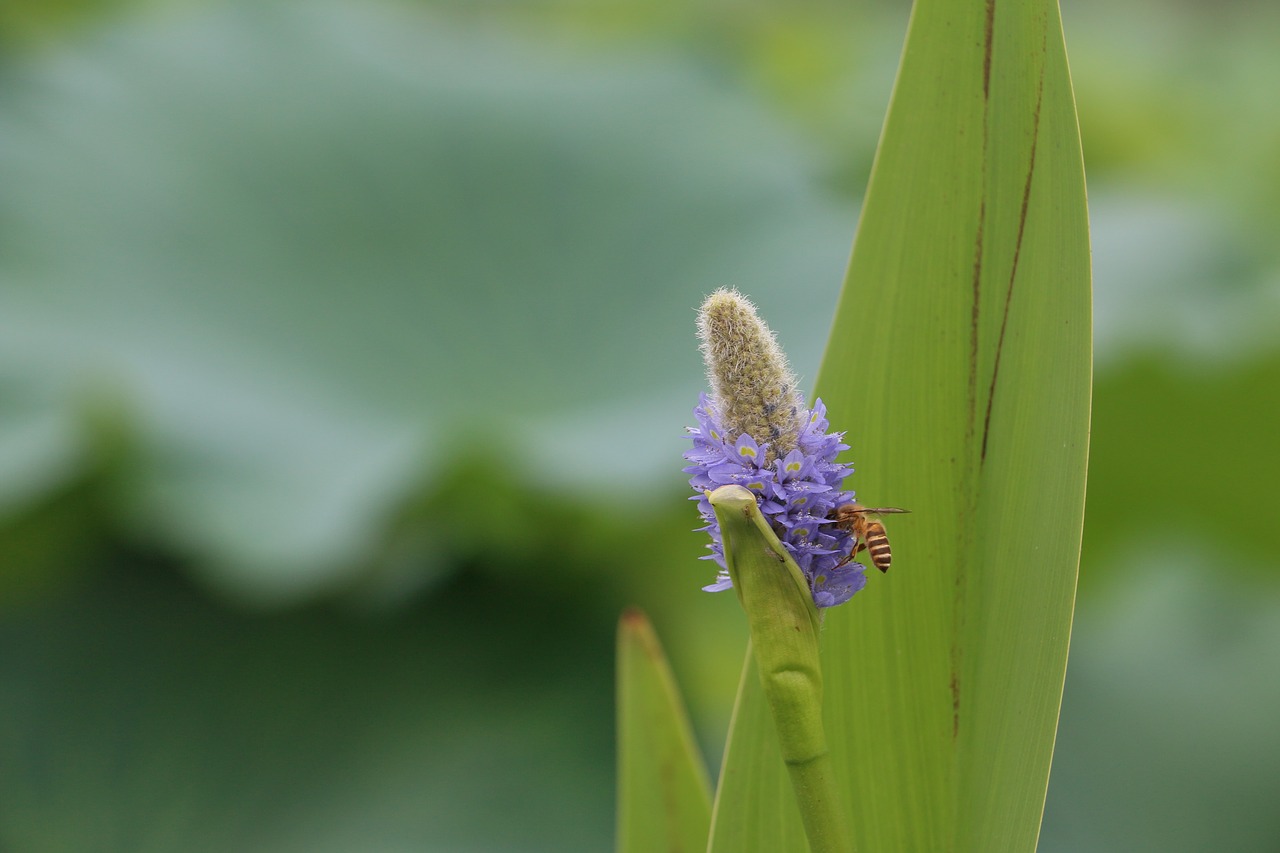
[0,0,854,604]
[0,557,618,852]
[3,0,1279,850]
[707,653,808,850]
[1085,352,1280,578]
[1042,563,1280,853]
[711,0,1091,849]
[616,609,712,853]
[0,10,855,846]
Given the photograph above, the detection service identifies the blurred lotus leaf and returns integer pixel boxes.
[0,0,855,602]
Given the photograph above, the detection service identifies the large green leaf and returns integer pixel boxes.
[615,609,712,853]
[0,0,856,603]
[710,0,1091,849]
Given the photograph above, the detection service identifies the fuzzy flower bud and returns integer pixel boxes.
[696,289,805,465]
[684,289,868,609]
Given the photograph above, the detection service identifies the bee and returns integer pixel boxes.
[833,503,910,573]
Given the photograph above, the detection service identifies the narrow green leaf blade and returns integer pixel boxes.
[709,0,1091,849]
[616,609,713,853]
[818,0,1092,850]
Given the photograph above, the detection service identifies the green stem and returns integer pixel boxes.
[708,485,855,853]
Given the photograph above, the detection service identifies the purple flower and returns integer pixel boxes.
[684,394,868,608]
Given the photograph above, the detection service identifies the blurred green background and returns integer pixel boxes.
[1,0,1277,850]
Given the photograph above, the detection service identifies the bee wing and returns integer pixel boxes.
[863,507,910,514]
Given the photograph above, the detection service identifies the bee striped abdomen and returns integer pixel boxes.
[865,522,892,572]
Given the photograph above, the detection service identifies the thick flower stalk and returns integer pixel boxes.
[706,485,854,853]
[684,289,867,608]
[688,290,860,853]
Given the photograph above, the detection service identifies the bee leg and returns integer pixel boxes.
[833,536,864,570]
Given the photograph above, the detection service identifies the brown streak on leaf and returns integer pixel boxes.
[981,32,1047,463]
[950,670,961,741]
[969,202,984,447]
[982,0,996,99]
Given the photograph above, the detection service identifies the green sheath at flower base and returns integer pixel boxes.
[708,484,855,853]
[697,289,805,464]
